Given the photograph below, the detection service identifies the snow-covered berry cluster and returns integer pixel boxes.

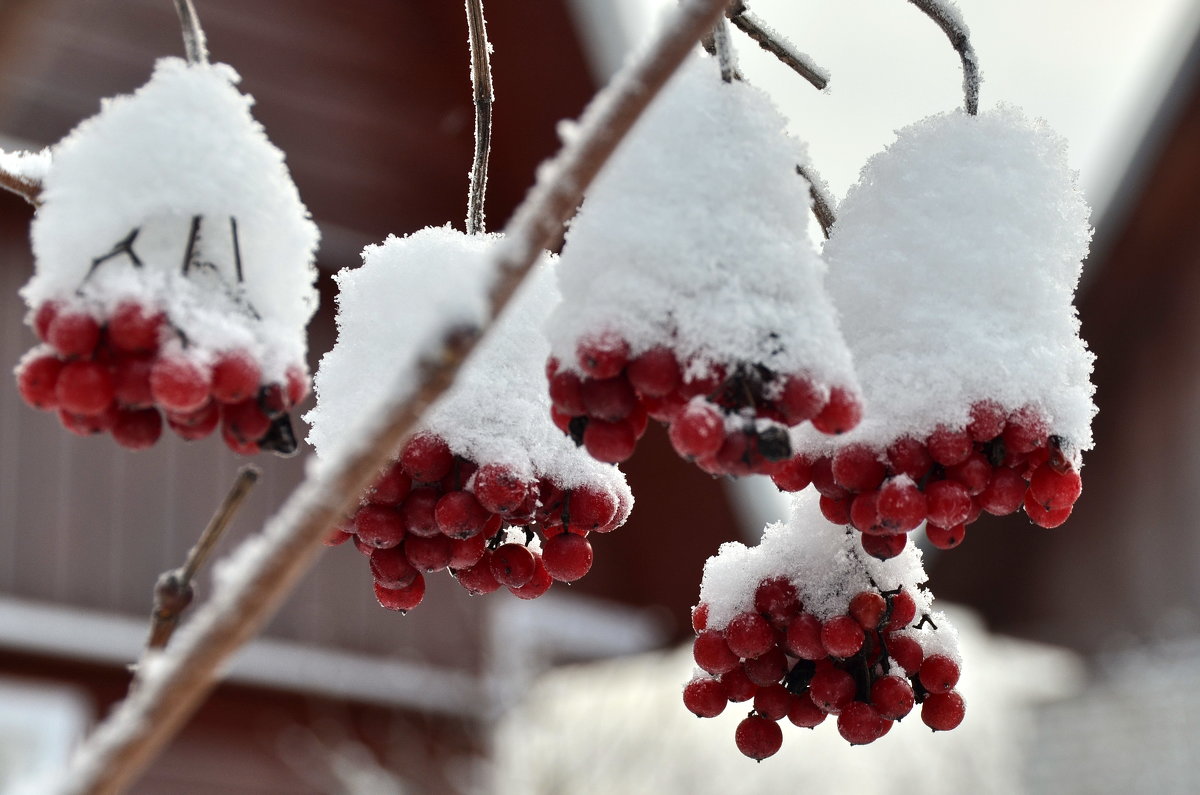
[546,55,860,476]
[684,493,964,756]
[15,57,319,455]
[307,227,633,613]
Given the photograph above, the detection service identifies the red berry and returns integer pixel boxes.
[849,491,883,534]
[682,678,727,718]
[811,386,861,435]
[107,302,165,354]
[59,406,117,435]
[548,369,586,415]
[150,356,211,413]
[734,715,783,760]
[719,668,756,702]
[849,591,887,630]
[1003,407,1047,454]
[921,691,966,731]
[112,408,163,450]
[784,613,825,660]
[285,366,310,407]
[743,647,788,686]
[694,630,740,676]
[968,400,1006,441]
[809,662,856,713]
[112,354,155,408]
[33,300,61,342]
[434,490,491,539]
[509,555,553,599]
[354,505,406,549]
[403,534,454,572]
[884,590,917,631]
[400,433,454,483]
[368,465,412,506]
[17,354,63,410]
[1023,493,1072,528]
[925,523,966,549]
[211,350,261,404]
[925,479,972,528]
[860,533,907,560]
[777,375,826,425]
[810,457,848,499]
[369,546,419,589]
[456,553,502,595]
[753,683,793,721]
[668,401,725,458]
[787,695,828,728]
[832,444,886,492]
[626,347,680,397]
[490,543,536,588]
[473,464,533,515]
[876,477,927,532]
[725,611,775,659]
[576,333,629,379]
[871,675,916,720]
[837,701,891,745]
[818,495,852,525]
[374,574,425,612]
[886,437,934,481]
[222,399,270,444]
[448,532,489,570]
[691,603,709,632]
[324,527,353,547]
[48,311,100,357]
[979,467,1026,515]
[582,418,638,463]
[580,376,637,421]
[56,360,115,415]
[947,452,992,496]
[769,456,812,492]
[542,532,593,582]
[885,634,923,674]
[927,426,973,466]
[566,485,617,530]
[398,488,439,538]
[166,401,219,440]
[754,578,801,627]
[1029,464,1082,510]
[919,654,961,694]
[821,615,865,658]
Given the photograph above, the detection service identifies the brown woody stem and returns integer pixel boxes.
[0,167,42,207]
[465,0,493,235]
[906,0,979,114]
[727,1,829,91]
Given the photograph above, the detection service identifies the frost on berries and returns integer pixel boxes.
[307,228,633,612]
[789,107,1096,552]
[544,54,860,476]
[16,57,318,454]
[684,492,965,755]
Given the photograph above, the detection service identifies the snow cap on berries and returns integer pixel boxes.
[308,226,631,502]
[24,57,319,379]
[811,107,1095,461]
[546,53,857,393]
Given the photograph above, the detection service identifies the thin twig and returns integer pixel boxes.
[56,2,730,792]
[796,163,836,239]
[710,17,739,83]
[906,0,979,114]
[727,1,829,91]
[465,0,493,235]
[172,0,209,65]
[143,466,261,654]
[0,168,41,207]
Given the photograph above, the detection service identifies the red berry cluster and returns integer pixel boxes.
[774,401,1082,558]
[327,432,631,613]
[683,578,965,758]
[16,298,308,454]
[547,333,862,475]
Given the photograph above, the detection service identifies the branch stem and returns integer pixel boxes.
[56,1,730,792]
[727,1,829,91]
[0,168,41,207]
[906,0,979,114]
[172,0,209,66]
[796,163,836,239]
[710,17,739,83]
[465,0,493,235]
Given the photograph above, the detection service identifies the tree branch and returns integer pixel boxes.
[172,0,209,66]
[56,1,731,792]
[906,0,979,114]
[143,466,260,654]
[710,17,739,83]
[465,0,493,235]
[727,1,829,91]
[796,163,836,239]
[0,167,42,207]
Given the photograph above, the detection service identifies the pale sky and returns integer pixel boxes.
[591,0,1200,218]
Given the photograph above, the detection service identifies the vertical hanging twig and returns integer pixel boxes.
[710,17,739,83]
[465,0,493,235]
[172,0,209,65]
[906,0,980,114]
[142,467,260,655]
[55,2,730,792]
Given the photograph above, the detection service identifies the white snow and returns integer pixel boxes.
[797,106,1095,461]
[307,227,631,499]
[546,53,857,395]
[0,146,51,183]
[22,57,319,380]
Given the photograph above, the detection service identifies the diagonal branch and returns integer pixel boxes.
[727,1,829,91]
[465,0,493,235]
[0,167,42,207]
[906,0,980,114]
[796,163,836,239]
[55,1,731,792]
